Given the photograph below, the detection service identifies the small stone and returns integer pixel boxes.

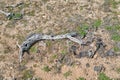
[86,63,90,68]
[88,49,94,58]
[0,21,3,25]
[94,65,104,73]
[76,50,94,58]
[0,75,4,80]
[85,32,94,45]
[86,38,94,45]
[97,46,105,57]
[96,38,106,48]
[117,42,120,49]
[69,45,77,55]
[76,51,88,58]
[63,56,73,66]
[95,38,106,57]
[105,49,115,56]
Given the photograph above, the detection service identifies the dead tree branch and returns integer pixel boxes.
[19,32,83,62]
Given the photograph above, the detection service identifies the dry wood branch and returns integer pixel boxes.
[19,32,83,62]
[0,10,11,17]
[6,2,24,8]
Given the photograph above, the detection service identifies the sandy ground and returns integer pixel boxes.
[0,0,120,80]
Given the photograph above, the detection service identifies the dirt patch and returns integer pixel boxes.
[0,0,120,80]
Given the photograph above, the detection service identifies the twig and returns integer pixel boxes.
[0,10,15,20]
[0,10,11,17]
[19,32,83,62]
[6,2,24,8]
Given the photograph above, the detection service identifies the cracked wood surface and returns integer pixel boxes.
[19,32,83,62]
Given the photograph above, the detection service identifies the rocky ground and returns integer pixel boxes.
[0,0,120,80]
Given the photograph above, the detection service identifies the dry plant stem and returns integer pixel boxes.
[6,2,23,8]
[0,10,11,17]
[19,32,83,62]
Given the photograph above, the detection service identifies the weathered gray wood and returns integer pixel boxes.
[19,32,83,62]
[0,10,11,17]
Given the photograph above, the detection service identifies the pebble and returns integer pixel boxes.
[88,49,94,58]
[63,56,73,66]
[105,49,115,56]
[76,51,88,58]
[86,63,90,68]
[76,49,94,58]
[86,38,94,45]
[0,21,3,25]
[69,45,77,55]
[0,75,4,80]
[85,31,94,44]
[96,38,106,48]
[117,42,120,49]
[95,38,106,57]
[94,65,104,73]
[97,46,105,56]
